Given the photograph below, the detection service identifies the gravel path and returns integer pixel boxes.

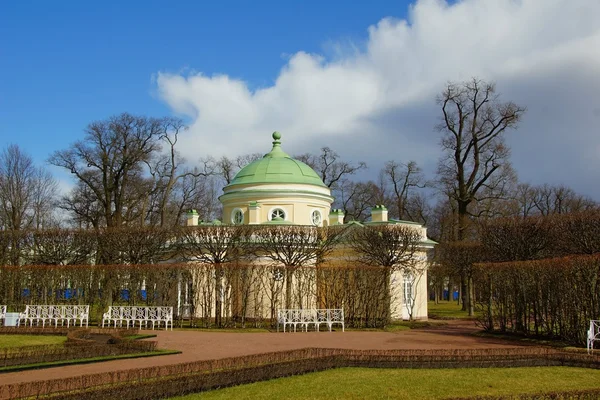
[0,320,521,388]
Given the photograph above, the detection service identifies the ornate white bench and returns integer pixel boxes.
[588,320,600,353]
[277,308,344,332]
[102,306,173,330]
[0,305,6,326]
[19,305,89,328]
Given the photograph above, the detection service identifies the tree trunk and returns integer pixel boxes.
[460,276,467,310]
[467,275,475,316]
[285,267,293,309]
[214,264,222,328]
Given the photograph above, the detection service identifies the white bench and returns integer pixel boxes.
[19,305,89,328]
[588,320,600,353]
[102,306,173,330]
[277,308,344,332]
[0,305,6,326]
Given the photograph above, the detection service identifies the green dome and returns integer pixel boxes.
[227,132,326,187]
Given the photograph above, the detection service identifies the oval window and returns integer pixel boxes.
[311,210,322,226]
[232,209,244,225]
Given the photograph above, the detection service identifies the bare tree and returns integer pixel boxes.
[554,209,600,255]
[531,184,597,216]
[503,183,598,219]
[49,113,168,228]
[350,225,423,270]
[403,258,429,321]
[59,182,105,229]
[336,179,383,222]
[0,144,58,230]
[295,147,366,189]
[349,224,424,322]
[436,78,526,240]
[214,153,262,185]
[177,225,250,327]
[511,183,539,218]
[250,225,346,310]
[146,121,216,227]
[382,160,427,221]
[99,226,175,264]
[435,241,484,316]
[479,216,555,262]
[24,228,96,265]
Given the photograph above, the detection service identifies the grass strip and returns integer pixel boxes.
[0,334,67,349]
[123,334,158,340]
[428,301,479,320]
[0,349,180,373]
[171,366,600,400]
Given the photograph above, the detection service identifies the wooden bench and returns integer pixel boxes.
[277,308,344,332]
[102,306,173,330]
[0,305,6,326]
[19,305,89,328]
[588,320,600,353]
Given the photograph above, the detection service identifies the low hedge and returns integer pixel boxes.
[0,328,157,368]
[2,347,599,400]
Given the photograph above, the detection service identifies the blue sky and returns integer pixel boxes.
[1,0,411,162]
[1,0,600,200]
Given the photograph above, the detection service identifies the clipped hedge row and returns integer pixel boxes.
[0,263,394,329]
[0,328,156,367]
[2,347,599,400]
[474,254,600,344]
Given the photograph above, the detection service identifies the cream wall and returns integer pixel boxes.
[220,183,334,226]
[389,259,429,321]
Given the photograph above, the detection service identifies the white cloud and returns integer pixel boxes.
[156,0,600,199]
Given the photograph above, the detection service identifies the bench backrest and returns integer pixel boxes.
[106,306,172,320]
[329,308,344,322]
[21,305,90,318]
[278,308,344,322]
[159,307,173,320]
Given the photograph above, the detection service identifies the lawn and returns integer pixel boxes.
[0,334,67,349]
[428,300,476,319]
[172,366,600,400]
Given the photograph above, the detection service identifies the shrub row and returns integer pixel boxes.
[479,211,600,263]
[0,263,395,329]
[0,328,156,368]
[474,254,600,344]
[2,347,599,399]
[0,327,70,336]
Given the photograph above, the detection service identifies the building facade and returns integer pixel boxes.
[185,132,434,321]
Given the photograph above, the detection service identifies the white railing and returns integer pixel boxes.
[19,305,89,328]
[277,308,344,332]
[587,320,600,354]
[102,306,173,330]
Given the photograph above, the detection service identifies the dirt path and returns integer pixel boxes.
[0,320,521,387]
